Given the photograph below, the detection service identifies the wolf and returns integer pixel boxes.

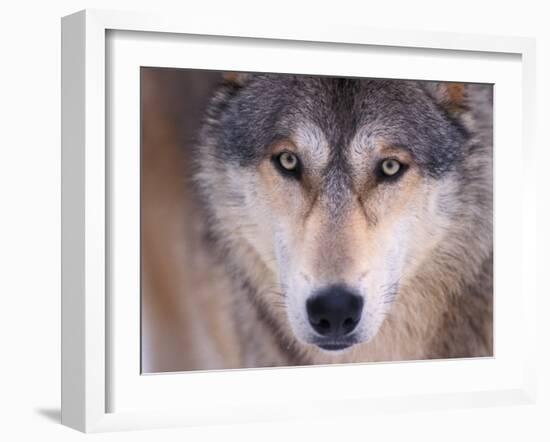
[191,73,493,368]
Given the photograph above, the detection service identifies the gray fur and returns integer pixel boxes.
[194,74,493,367]
[201,75,468,177]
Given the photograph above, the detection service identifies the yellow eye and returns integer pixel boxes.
[380,158,402,176]
[278,152,299,171]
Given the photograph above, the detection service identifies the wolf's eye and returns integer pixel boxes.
[278,152,298,171]
[379,158,405,179]
[273,151,302,179]
[381,159,401,176]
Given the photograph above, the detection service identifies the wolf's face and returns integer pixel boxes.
[200,75,471,352]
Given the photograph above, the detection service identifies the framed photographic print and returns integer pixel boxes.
[61,9,537,433]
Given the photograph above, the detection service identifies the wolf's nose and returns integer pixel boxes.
[306,285,363,337]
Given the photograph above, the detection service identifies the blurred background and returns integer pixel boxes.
[141,68,243,373]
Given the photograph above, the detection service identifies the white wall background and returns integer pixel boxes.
[0,0,547,440]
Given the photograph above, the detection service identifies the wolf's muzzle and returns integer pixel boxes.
[306,285,363,348]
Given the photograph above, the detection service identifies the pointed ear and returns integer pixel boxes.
[428,82,468,115]
[222,72,250,87]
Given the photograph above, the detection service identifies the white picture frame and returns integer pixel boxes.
[61,9,537,433]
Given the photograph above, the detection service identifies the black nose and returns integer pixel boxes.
[306,285,363,338]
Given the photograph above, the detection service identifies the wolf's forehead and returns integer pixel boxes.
[291,119,376,174]
[290,121,397,193]
[213,76,466,178]
[285,78,466,177]
[292,121,331,161]
[293,78,367,151]
[287,79,409,152]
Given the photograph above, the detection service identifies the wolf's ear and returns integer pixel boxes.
[222,72,251,87]
[426,82,468,116]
